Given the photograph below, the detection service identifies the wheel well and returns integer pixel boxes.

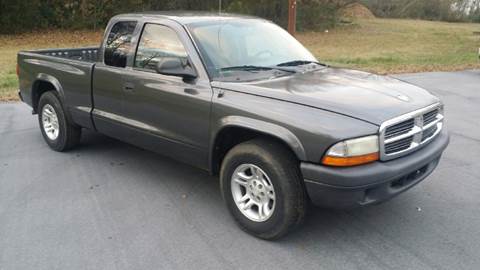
[211,126,299,175]
[32,80,55,113]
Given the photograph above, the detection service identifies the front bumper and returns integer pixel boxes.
[301,130,450,208]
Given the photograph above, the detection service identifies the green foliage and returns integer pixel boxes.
[1,0,477,34]
[361,0,480,22]
[468,5,480,22]
[226,0,289,28]
[0,0,356,34]
[297,0,339,30]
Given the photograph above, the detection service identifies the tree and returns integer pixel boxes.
[0,0,363,34]
[361,0,479,22]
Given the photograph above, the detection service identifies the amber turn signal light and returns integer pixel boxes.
[322,152,379,167]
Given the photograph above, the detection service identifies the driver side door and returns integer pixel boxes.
[120,22,213,170]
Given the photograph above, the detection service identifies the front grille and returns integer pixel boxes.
[380,104,443,161]
[423,109,439,126]
[422,125,438,142]
[385,136,413,154]
[385,118,414,139]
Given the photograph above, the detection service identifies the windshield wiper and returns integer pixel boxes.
[219,65,295,73]
[276,60,324,67]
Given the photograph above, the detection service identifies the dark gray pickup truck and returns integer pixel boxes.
[17,12,449,239]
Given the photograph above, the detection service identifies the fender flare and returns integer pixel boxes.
[210,116,307,169]
[32,73,66,109]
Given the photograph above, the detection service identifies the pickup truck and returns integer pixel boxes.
[17,12,449,239]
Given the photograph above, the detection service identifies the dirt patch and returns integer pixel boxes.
[0,95,20,102]
[339,3,375,20]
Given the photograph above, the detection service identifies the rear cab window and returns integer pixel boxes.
[104,21,137,68]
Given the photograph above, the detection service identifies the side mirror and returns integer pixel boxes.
[155,57,197,79]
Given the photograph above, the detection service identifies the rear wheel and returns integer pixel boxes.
[220,138,307,240]
[38,91,81,151]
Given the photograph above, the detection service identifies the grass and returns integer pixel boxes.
[0,30,102,102]
[297,18,480,74]
[1,18,480,101]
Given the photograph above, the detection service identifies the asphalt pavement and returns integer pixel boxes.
[1,70,479,270]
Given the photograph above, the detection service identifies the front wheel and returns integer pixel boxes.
[220,138,307,240]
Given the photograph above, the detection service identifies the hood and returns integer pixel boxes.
[212,68,440,125]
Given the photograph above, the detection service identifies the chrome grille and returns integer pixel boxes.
[422,125,438,142]
[379,103,444,161]
[423,109,439,125]
[385,118,414,139]
[385,136,413,154]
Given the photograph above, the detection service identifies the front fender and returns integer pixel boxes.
[213,115,307,160]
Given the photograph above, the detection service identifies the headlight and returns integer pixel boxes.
[322,135,379,167]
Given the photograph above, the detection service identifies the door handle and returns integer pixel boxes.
[123,82,135,92]
[184,88,199,95]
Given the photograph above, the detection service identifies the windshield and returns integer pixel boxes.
[187,19,318,81]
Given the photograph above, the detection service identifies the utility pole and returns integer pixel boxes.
[288,0,297,36]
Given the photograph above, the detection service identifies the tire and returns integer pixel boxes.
[220,138,307,240]
[38,91,81,151]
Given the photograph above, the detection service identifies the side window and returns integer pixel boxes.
[104,21,137,68]
[134,24,188,72]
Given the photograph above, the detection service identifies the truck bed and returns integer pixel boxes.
[32,47,100,62]
[18,46,99,129]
